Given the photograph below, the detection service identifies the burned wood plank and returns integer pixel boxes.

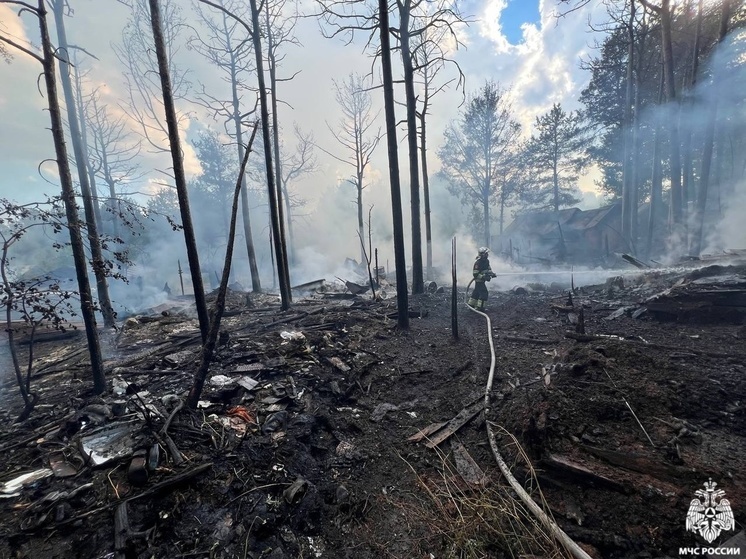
[424,399,485,449]
[450,440,487,486]
[407,421,448,442]
[581,445,693,481]
[541,454,628,493]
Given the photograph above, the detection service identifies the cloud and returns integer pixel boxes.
[452,0,607,133]
[0,0,615,288]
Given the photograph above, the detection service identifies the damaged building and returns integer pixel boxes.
[497,204,627,266]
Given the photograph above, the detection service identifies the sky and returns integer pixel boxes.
[0,0,609,285]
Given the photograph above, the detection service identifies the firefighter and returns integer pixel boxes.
[468,247,495,310]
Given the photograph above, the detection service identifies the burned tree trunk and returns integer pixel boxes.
[228,49,262,292]
[71,56,105,235]
[646,73,665,260]
[660,0,683,229]
[188,126,257,408]
[265,2,295,271]
[51,0,116,329]
[148,0,210,341]
[249,0,291,310]
[398,4,424,294]
[419,110,433,279]
[681,0,703,215]
[38,0,106,393]
[380,0,409,329]
[621,1,634,248]
[693,0,731,256]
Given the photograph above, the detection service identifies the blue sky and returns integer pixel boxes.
[0,0,609,274]
[500,0,541,44]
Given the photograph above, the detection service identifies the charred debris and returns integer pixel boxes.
[1,256,746,558]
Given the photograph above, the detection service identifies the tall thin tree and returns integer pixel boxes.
[249,0,291,308]
[693,0,731,255]
[0,0,106,393]
[413,25,464,278]
[51,0,116,328]
[380,0,409,329]
[191,0,262,292]
[148,0,210,340]
[322,73,381,265]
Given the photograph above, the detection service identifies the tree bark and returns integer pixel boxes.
[621,1,635,246]
[419,110,432,279]
[38,0,106,393]
[187,125,257,408]
[52,1,116,329]
[249,0,291,309]
[483,195,490,248]
[646,72,665,260]
[660,0,683,229]
[227,33,261,292]
[379,0,409,329]
[148,0,210,341]
[398,2,423,294]
[680,0,703,215]
[265,3,294,284]
[71,58,105,235]
[282,177,295,265]
[357,171,365,265]
[693,0,730,256]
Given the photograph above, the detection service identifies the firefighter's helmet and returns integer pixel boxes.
[478,247,489,256]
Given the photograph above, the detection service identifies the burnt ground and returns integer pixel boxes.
[0,264,745,559]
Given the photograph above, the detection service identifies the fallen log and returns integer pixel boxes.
[581,445,693,481]
[541,454,628,493]
[622,253,650,269]
[502,335,559,345]
[564,330,745,359]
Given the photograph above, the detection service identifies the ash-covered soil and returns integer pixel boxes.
[0,265,744,559]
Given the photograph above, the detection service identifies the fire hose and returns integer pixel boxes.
[463,278,592,559]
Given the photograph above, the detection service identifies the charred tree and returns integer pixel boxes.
[51,0,116,328]
[115,0,191,153]
[148,0,210,340]
[693,0,731,256]
[86,92,143,242]
[680,0,704,214]
[279,125,316,263]
[0,0,107,393]
[188,126,257,408]
[264,0,298,275]
[379,0,409,329]
[412,25,465,279]
[70,53,104,234]
[195,0,290,302]
[323,73,381,265]
[640,0,683,229]
[249,0,291,309]
[621,0,635,248]
[646,72,665,260]
[192,0,262,292]
[395,0,423,294]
